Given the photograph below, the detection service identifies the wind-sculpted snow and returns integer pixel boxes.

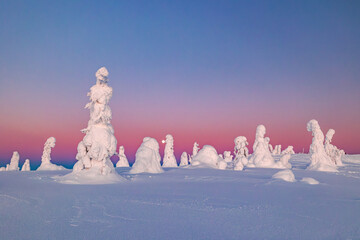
[307,120,337,172]
[6,151,20,171]
[272,169,296,182]
[130,137,163,174]
[325,129,344,166]
[116,146,129,167]
[162,134,177,167]
[1,154,360,240]
[179,152,189,166]
[37,137,65,171]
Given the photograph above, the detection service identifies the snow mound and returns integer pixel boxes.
[272,170,296,182]
[301,177,319,185]
[37,163,66,171]
[54,168,124,185]
[130,137,164,174]
[191,145,219,168]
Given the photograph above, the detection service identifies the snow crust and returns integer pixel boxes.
[130,137,164,174]
[37,137,65,171]
[21,159,31,171]
[272,169,296,182]
[162,134,177,167]
[179,152,189,166]
[301,177,319,185]
[307,120,337,172]
[116,146,129,167]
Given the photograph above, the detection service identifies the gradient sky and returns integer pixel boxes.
[0,0,359,168]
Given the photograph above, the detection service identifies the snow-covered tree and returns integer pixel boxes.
[281,146,295,155]
[179,152,189,166]
[272,145,282,155]
[116,146,130,167]
[279,154,292,169]
[248,125,277,168]
[191,145,219,168]
[233,136,249,171]
[21,159,31,171]
[130,137,163,174]
[265,137,273,153]
[6,151,20,171]
[324,129,344,166]
[162,134,177,167]
[37,137,65,171]
[189,142,200,163]
[71,67,118,176]
[306,119,337,172]
[223,151,233,163]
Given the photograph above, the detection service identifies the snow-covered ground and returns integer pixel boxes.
[0,154,360,240]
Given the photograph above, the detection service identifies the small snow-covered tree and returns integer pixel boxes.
[233,136,249,170]
[72,67,118,176]
[189,142,200,163]
[21,159,31,171]
[324,129,344,166]
[279,154,292,169]
[272,145,282,155]
[179,152,189,166]
[306,120,337,172]
[281,146,295,155]
[265,137,273,153]
[248,125,277,168]
[116,146,130,167]
[130,137,163,174]
[223,151,233,163]
[37,137,65,171]
[162,134,177,167]
[6,151,20,171]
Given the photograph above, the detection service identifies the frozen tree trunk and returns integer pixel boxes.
[306,120,337,172]
[162,134,178,167]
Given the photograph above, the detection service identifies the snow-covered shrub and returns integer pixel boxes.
[281,146,295,155]
[116,146,129,167]
[324,129,344,166]
[179,152,189,166]
[130,137,163,174]
[191,145,219,168]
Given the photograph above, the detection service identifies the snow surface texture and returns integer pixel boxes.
[1,154,359,240]
[162,134,178,167]
[58,67,122,184]
[116,146,129,167]
[248,125,285,168]
[272,169,296,182]
[6,151,20,171]
[130,137,164,174]
[234,136,249,171]
[21,159,31,171]
[179,152,189,166]
[37,137,65,171]
[191,145,220,168]
[307,120,337,172]
[325,129,344,166]
[282,146,295,155]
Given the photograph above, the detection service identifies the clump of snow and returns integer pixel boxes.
[307,119,337,172]
[130,137,164,174]
[248,125,283,168]
[282,146,295,155]
[6,151,20,171]
[162,134,177,167]
[21,159,31,171]
[279,153,292,169]
[116,146,129,167]
[37,137,65,171]
[301,177,319,185]
[325,129,344,166]
[191,145,219,169]
[179,152,189,166]
[272,169,296,182]
[58,67,123,184]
